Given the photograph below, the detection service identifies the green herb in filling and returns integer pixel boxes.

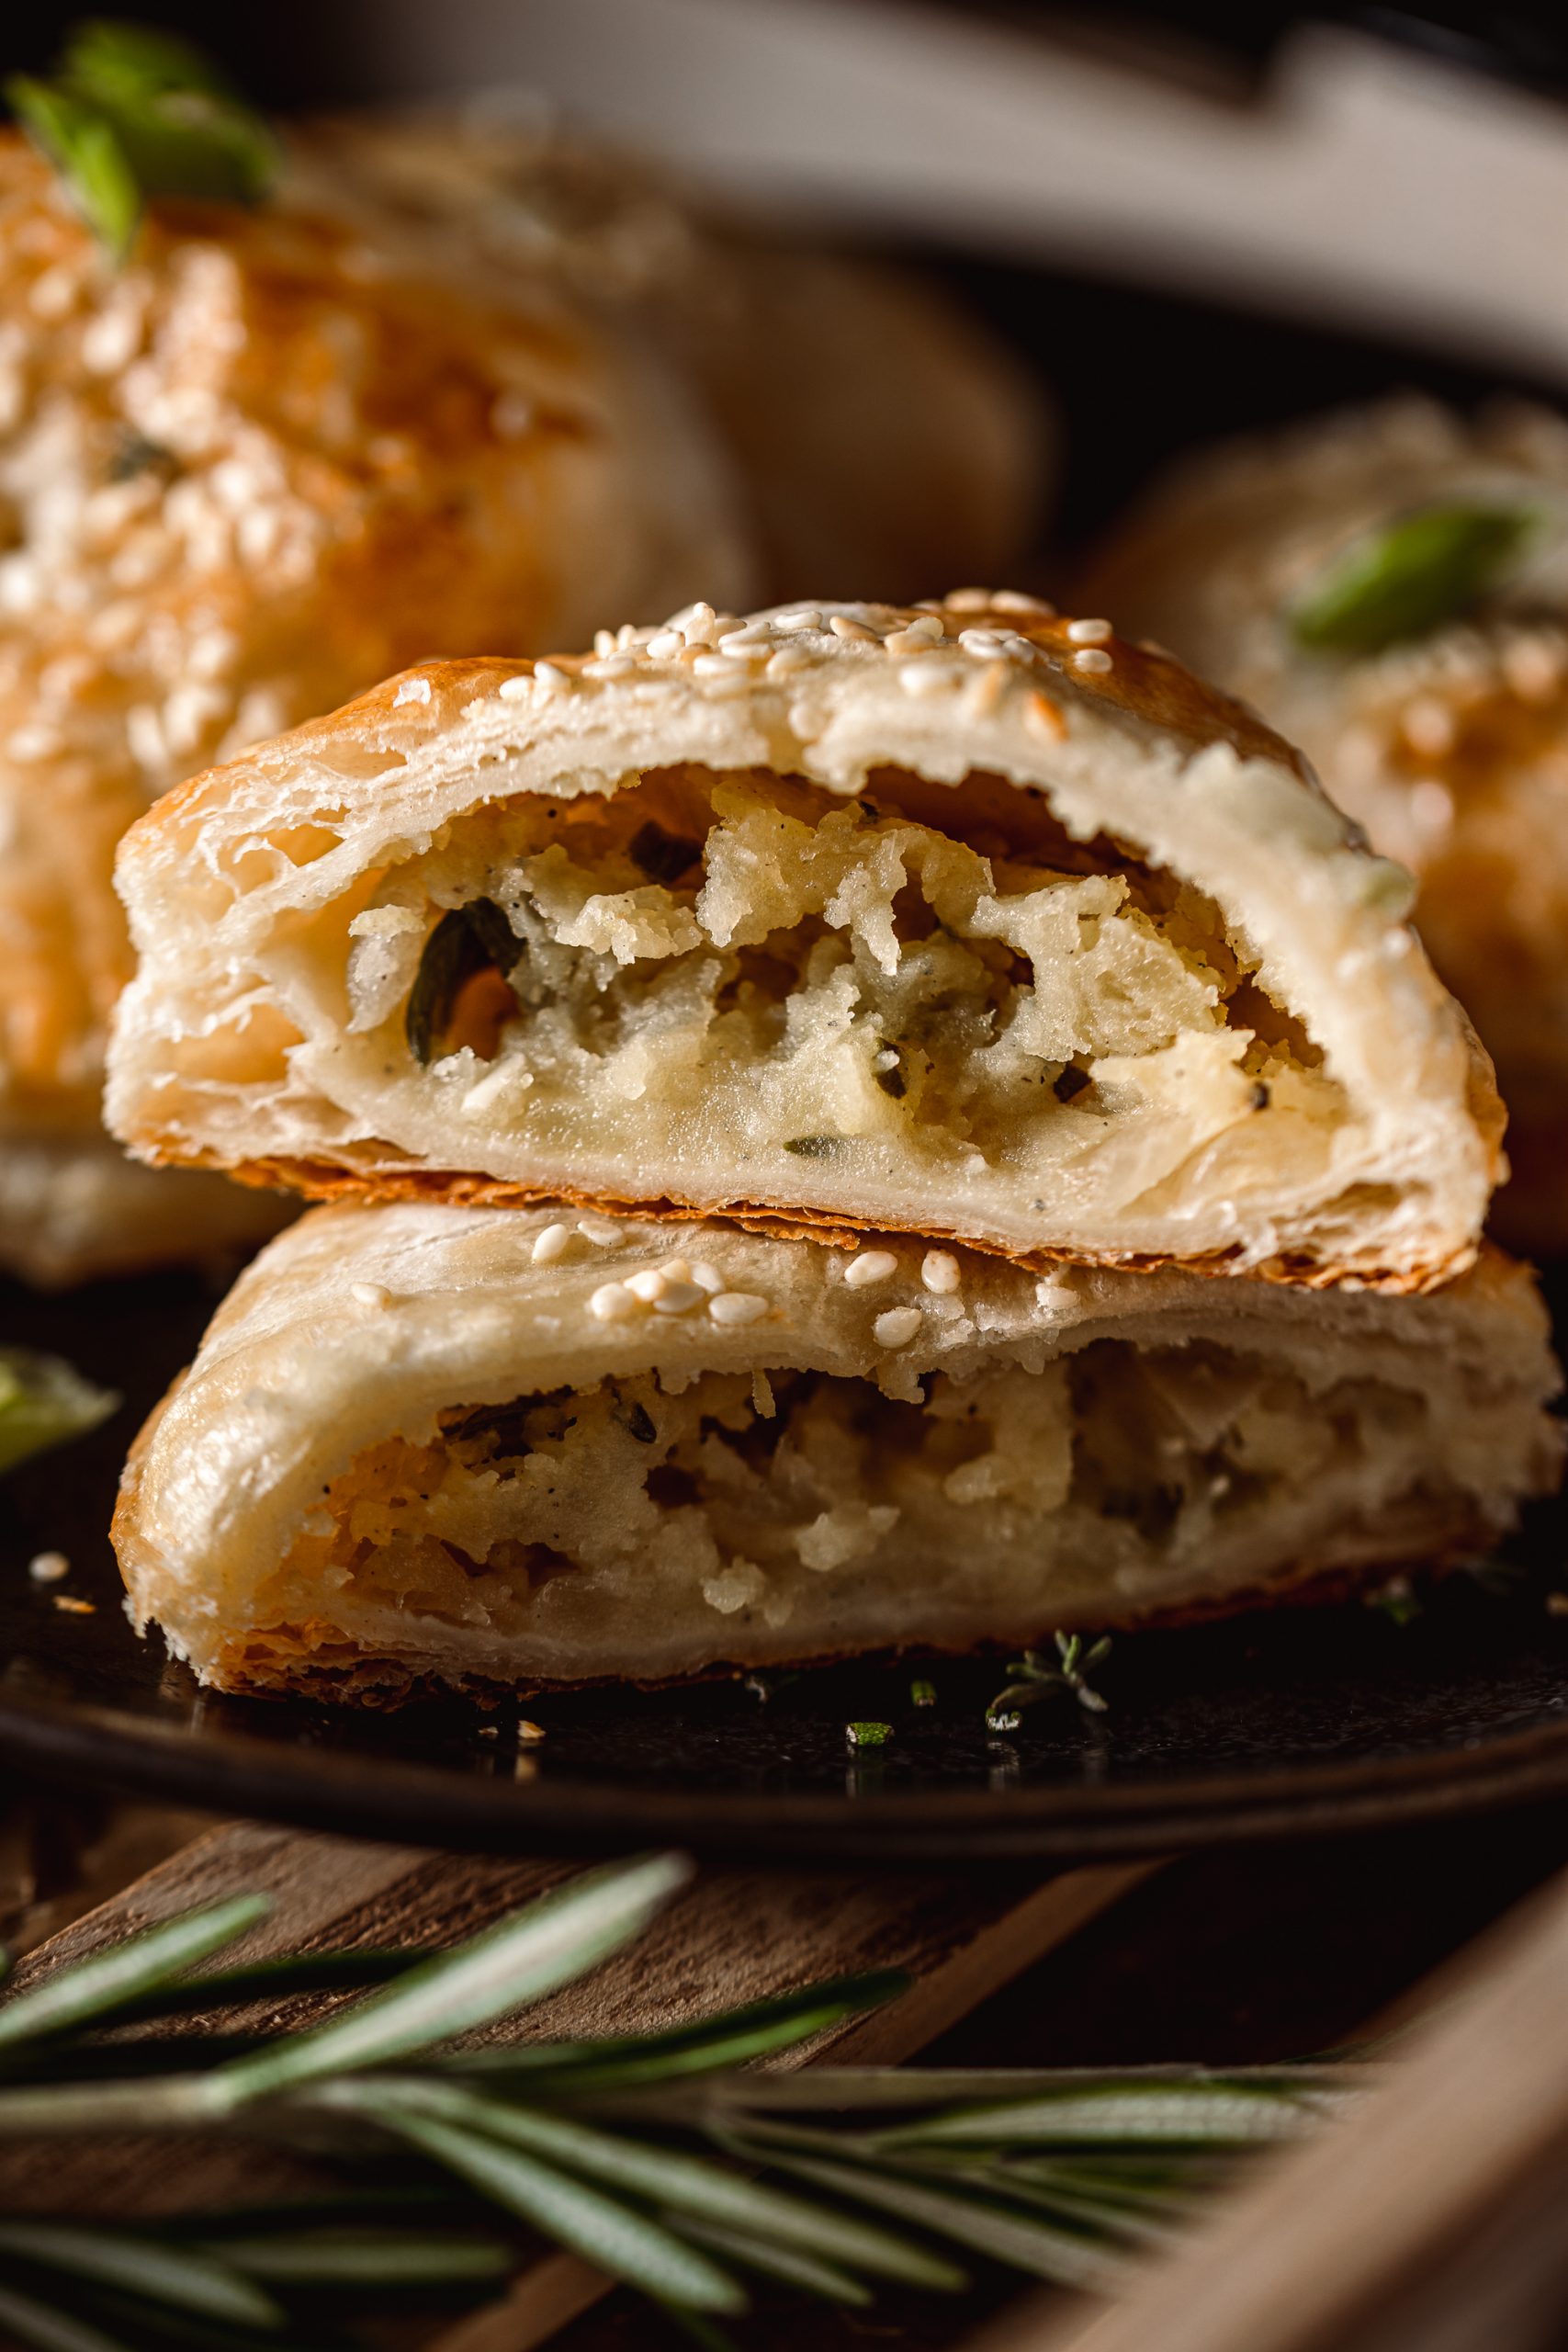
[1290,501,1542,656]
[405,898,522,1066]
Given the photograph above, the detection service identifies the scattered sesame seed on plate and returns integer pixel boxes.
[28,1551,70,1583]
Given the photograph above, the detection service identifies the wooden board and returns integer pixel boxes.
[0,1820,1158,2349]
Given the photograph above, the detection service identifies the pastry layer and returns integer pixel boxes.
[113,1203,1563,1701]
[107,597,1503,1291]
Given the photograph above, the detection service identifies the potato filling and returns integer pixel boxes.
[248,1340,1449,1674]
[336,764,1344,1221]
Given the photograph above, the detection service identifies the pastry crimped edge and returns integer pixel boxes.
[107,594,1506,1294]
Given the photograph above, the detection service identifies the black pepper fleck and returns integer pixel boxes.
[1053,1064,1091,1102]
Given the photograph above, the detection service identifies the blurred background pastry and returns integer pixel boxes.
[1085,397,1568,1253]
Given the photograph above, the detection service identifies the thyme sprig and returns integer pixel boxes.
[0,1852,1364,2347]
[987,1633,1111,1731]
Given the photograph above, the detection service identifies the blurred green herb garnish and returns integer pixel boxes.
[1290,502,1541,657]
[7,17,277,262]
[0,1347,117,1476]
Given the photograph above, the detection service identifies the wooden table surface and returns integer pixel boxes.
[6,1775,1568,2351]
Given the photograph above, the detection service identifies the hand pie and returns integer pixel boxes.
[0,123,750,1282]
[1083,397,1568,1251]
[294,114,1045,605]
[113,1203,1562,1702]
[109,595,1501,1292]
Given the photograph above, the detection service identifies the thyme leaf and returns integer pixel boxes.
[1290,501,1542,656]
[0,1349,118,1477]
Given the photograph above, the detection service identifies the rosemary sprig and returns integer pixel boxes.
[987,1632,1111,1730]
[0,1852,1370,2346]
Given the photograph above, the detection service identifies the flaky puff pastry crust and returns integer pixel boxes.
[110,594,1502,1292]
[1084,397,1568,1253]
[113,1203,1562,1702]
[0,129,749,1278]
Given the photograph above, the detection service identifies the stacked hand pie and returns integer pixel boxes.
[106,597,1562,1701]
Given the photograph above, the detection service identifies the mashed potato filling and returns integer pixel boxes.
[335,764,1345,1228]
[242,1340,1450,1684]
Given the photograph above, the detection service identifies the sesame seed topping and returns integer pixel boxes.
[874,1306,922,1350]
[1066,616,1113,645]
[351,1282,390,1309]
[589,1282,640,1323]
[578,1216,624,1246]
[582,657,635,680]
[883,626,936,654]
[393,676,432,707]
[844,1249,898,1289]
[967,662,1008,717]
[497,674,532,701]
[774,610,822,632]
[830,615,877,641]
[688,1262,725,1293]
[710,1290,769,1326]
[594,629,616,658]
[651,1280,705,1315]
[1401,696,1456,757]
[692,653,735,677]
[646,629,684,659]
[1024,690,1066,740]
[766,645,813,677]
[534,662,570,693]
[532,1222,571,1264]
[1034,1279,1077,1312]
[944,588,994,612]
[921,1250,961,1295]
[28,1551,69,1584]
[624,1267,669,1303]
[958,628,1010,657]
[1073,647,1113,674]
[681,602,720,646]
[993,590,1054,615]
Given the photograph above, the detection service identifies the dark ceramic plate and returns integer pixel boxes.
[2,1270,1567,1864]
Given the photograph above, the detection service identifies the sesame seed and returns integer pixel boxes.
[659,1257,693,1282]
[774,610,822,632]
[830,615,877,641]
[534,662,570,693]
[351,1282,391,1310]
[681,602,720,646]
[874,1306,922,1350]
[844,1250,898,1289]
[578,1216,624,1246]
[53,1596,95,1615]
[594,628,616,659]
[582,657,635,680]
[921,1250,961,1295]
[944,588,994,612]
[710,1291,768,1326]
[766,645,813,677]
[1035,1280,1077,1312]
[651,1280,705,1315]
[1073,648,1113,674]
[688,1262,725,1293]
[646,629,684,659]
[993,590,1054,615]
[692,653,735,677]
[625,1267,669,1303]
[884,626,936,654]
[497,674,533,701]
[958,628,1010,657]
[532,1222,571,1264]
[1066,616,1113,644]
[393,676,432,707]
[899,662,951,696]
[1505,636,1564,700]
[1402,696,1456,757]
[967,662,1008,718]
[28,1551,69,1584]
[589,1282,640,1322]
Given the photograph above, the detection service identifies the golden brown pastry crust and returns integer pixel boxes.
[109,597,1503,1292]
[113,1203,1562,1702]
